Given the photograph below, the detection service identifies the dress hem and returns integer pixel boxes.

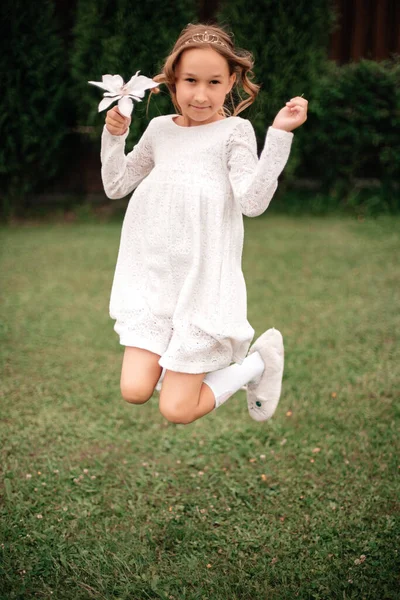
[158,352,246,374]
[119,336,165,357]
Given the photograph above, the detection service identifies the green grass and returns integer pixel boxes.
[0,214,399,600]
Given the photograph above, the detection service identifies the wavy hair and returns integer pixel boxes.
[148,22,260,117]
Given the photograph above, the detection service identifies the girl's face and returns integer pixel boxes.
[174,47,236,126]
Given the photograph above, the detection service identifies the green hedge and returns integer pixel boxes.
[70,0,198,142]
[217,0,336,180]
[0,0,69,217]
[294,58,400,212]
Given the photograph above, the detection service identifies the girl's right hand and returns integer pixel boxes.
[105,106,131,135]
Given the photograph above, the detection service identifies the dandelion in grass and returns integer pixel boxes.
[88,72,159,117]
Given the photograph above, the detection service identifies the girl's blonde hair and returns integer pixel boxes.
[149,22,260,117]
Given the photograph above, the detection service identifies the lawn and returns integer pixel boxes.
[0,214,399,599]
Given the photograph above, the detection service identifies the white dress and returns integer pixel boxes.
[101,114,293,374]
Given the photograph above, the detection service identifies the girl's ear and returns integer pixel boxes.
[227,72,236,94]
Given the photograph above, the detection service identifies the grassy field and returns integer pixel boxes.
[0,214,399,599]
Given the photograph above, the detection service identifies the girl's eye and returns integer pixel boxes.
[184,78,221,84]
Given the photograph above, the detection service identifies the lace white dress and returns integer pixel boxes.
[101,114,293,373]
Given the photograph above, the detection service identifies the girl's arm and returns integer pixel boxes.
[227,120,293,217]
[100,122,154,199]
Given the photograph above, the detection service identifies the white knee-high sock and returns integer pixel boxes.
[203,351,265,408]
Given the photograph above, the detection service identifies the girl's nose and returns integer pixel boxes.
[194,90,208,103]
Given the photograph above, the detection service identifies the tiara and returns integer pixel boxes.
[183,30,228,48]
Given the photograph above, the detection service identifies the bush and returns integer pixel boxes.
[216,0,336,179]
[296,58,400,212]
[70,0,198,143]
[0,0,69,217]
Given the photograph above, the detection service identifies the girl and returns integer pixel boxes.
[101,23,307,425]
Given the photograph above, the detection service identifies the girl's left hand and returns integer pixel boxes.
[272,96,308,132]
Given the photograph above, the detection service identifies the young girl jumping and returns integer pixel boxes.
[100,23,307,425]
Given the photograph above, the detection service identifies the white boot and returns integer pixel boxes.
[246,328,284,421]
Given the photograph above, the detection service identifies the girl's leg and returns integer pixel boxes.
[120,347,162,404]
[159,370,214,424]
[158,352,265,424]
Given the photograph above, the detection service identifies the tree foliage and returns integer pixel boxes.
[300,58,400,209]
[70,0,198,141]
[0,0,69,215]
[217,0,336,178]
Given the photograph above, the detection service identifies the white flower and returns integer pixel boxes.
[88,72,159,117]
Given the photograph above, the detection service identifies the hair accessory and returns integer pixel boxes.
[88,72,159,117]
[184,30,227,48]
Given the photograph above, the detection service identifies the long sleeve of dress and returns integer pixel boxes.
[227,120,294,217]
[101,122,154,199]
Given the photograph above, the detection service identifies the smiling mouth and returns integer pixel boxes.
[191,106,209,109]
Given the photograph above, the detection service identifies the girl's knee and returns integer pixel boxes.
[158,370,205,424]
[120,381,153,404]
[120,347,162,404]
[160,407,193,425]
[159,398,194,424]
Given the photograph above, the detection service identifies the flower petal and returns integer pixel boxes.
[125,73,159,96]
[98,96,120,112]
[118,96,134,117]
[88,80,111,91]
[102,74,124,93]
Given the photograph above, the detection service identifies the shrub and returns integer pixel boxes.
[216,0,336,179]
[70,0,198,143]
[296,58,400,212]
[0,0,69,217]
